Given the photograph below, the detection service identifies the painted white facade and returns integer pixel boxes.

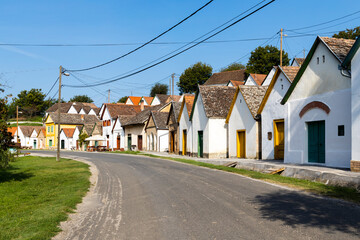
[244,75,257,86]
[59,130,70,150]
[101,107,114,149]
[67,105,79,114]
[351,43,360,162]
[59,128,79,150]
[191,94,227,158]
[261,71,292,159]
[262,67,276,86]
[157,129,169,152]
[29,129,39,149]
[17,127,31,148]
[88,109,97,115]
[179,104,193,155]
[112,118,126,149]
[124,125,146,151]
[125,98,133,105]
[151,96,161,106]
[285,41,351,168]
[228,92,258,159]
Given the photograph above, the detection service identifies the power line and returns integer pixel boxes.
[64,0,276,88]
[287,9,360,31]
[66,0,214,72]
[44,77,59,99]
[64,0,271,87]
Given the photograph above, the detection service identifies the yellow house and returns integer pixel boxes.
[45,113,100,149]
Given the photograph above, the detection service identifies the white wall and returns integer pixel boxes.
[151,96,160,106]
[228,92,258,158]
[285,89,351,168]
[102,108,114,148]
[191,94,209,157]
[68,105,78,114]
[261,72,291,159]
[29,130,38,149]
[179,104,193,155]
[351,47,360,161]
[157,129,169,152]
[60,131,70,150]
[112,118,126,149]
[262,67,276,86]
[124,125,146,150]
[245,75,257,86]
[208,119,227,158]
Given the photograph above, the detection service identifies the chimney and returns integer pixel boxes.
[140,99,144,111]
[81,114,84,120]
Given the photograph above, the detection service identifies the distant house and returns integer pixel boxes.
[29,126,43,149]
[244,73,267,86]
[166,101,182,154]
[291,57,305,67]
[139,96,154,106]
[190,85,236,158]
[257,66,299,160]
[281,36,355,168]
[145,111,169,152]
[59,127,80,150]
[341,35,360,171]
[100,103,142,150]
[178,94,195,156]
[151,94,181,106]
[125,96,142,105]
[226,86,267,159]
[227,80,244,87]
[46,102,98,117]
[261,67,277,86]
[37,127,46,149]
[204,70,246,86]
[16,126,43,148]
[7,127,17,143]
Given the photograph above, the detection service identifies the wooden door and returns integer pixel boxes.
[61,140,65,149]
[128,134,132,151]
[198,131,203,158]
[308,121,325,163]
[236,130,246,158]
[138,135,142,150]
[274,120,285,159]
[182,130,187,156]
[117,136,120,149]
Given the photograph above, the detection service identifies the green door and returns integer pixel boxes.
[308,121,325,163]
[198,131,203,158]
[128,134,132,151]
[61,140,65,149]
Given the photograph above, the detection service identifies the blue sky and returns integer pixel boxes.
[0,0,359,107]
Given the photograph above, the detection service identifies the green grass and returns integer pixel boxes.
[9,115,43,122]
[0,156,90,240]
[9,122,43,127]
[115,151,360,204]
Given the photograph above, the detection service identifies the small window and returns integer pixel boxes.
[323,55,325,63]
[281,84,284,90]
[51,126,54,132]
[239,99,242,103]
[317,57,319,64]
[338,125,345,136]
[48,126,50,132]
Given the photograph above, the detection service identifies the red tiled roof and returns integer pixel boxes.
[62,128,76,138]
[280,66,300,82]
[184,95,195,117]
[229,80,245,87]
[250,73,267,86]
[142,97,154,105]
[128,96,142,105]
[7,127,17,136]
[320,37,355,62]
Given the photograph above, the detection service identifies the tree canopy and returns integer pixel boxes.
[177,62,212,94]
[0,96,13,168]
[69,95,93,103]
[220,63,245,72]
[246,45,290,75]
[333,26,360,40]
[150,83,168,97]
[118,96,128,103]
[8,88,52,118]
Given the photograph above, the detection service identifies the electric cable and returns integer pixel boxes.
[44,77,59,99]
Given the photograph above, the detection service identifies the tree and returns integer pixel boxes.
[150,83,168,97]
[69,95,93,103]
[220,63,246,72]
[78,132,89,150]
[246,45,290,75]
[177,62,212,94]
[118,96,128,103]
[333,26,360,40]
[10,89,48,117]
[0,97,13,168]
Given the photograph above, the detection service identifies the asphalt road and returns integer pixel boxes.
[29,151,360,240]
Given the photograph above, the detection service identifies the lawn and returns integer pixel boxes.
[9,122,43,127]
[0,156,90,240]
[113,151,360,204]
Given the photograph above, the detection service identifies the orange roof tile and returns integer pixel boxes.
[250,73,267,86]
[229,80,245,87]
[7,127,17,136]
[62,128,76,138]
[128,96,142,105]
[142,97,154,105]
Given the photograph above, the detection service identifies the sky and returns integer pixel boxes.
[0,0,359,107]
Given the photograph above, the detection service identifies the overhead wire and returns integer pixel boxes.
[66,0,215,72]
[63,0,275,88]
[44,77,59,99]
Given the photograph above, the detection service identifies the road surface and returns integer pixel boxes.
[29,151,360,240]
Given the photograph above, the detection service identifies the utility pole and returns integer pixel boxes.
[280,28,283,67]
[171,73,175,97]
[108,89,110,103]
[56,66,62,162]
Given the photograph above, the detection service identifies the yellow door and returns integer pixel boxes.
[236,130,246,158]
[274,120,285,159]
[182,130,187,155]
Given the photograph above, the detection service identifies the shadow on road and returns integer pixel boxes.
[253,191,360,235]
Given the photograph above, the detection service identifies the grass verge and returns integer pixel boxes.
[0,156,90,240]
[114,151,360,204]
[9,122,43,127]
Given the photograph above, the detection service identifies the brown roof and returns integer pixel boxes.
[143,97,154,105]
[103,103,141,119]
[122,104,164,126]
[198,85,237,118]
[82,102,97,108]
[280,66,300,82]
[7,127,17,136]
[249,73,267,86]
[46,102,97,114]
[320,37,355,62]
[294,58,305,66]
[48,113,100,125]
[239,86,268,118]
[204,70,246,86]
[229,80,245,87]
[81,124,94,135]
[92,107,100,115]
[62,128,76,138]
[184,95,195,117]
[18,126,43,137]
[128,96,142,105]
[151,111,169,130]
